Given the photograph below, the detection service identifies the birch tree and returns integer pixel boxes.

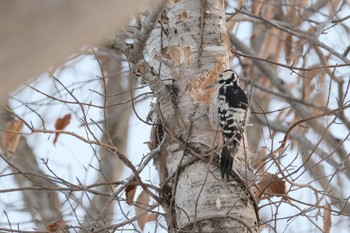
[1,0,350,233]
[136,1,259,232]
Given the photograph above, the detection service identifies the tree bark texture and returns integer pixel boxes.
[144,1,259,232]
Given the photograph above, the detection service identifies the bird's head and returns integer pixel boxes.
[205,69,239,89]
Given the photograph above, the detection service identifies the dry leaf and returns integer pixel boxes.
[48,220,65,232]
[145,212,157,224]
[328,0,340,16]
[125,183,137,205]
[251,0,261,14]
[255,173,287,201]
[53,114,71,144]
[285,34,293,64]
[323,201,332,233]
[2,120,23,156]
[295,38,305,55]
[135,190,158,230]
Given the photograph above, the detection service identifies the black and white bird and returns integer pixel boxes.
[206,69,248,179]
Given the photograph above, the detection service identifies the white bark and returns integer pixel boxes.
[145,0,258,232]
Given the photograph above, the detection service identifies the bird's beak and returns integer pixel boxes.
[205,81,218,89]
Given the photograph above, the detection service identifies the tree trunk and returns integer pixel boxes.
[144,1,259,232]
[79,50,133,231]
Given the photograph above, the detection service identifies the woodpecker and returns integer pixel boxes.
[206,69,248,179]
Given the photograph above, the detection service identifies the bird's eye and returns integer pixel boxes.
[219,74,223,78]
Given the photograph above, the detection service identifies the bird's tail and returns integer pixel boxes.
[220,146,232,179]
[220,141,239,179]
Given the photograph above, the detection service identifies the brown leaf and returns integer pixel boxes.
[285,34,293,64]
[251,0,260,14]
[285,2,300,26]
[135,190,158,230]
[328,0,340,16]
[48,220,65,232]
[53,114,71,144]
[255,173,287,201]
[2,120,23,156]
[295,38,305,55]
[260,29,287,62]
[323,201,332,233]
[125,183,137,205]
[145,212,157,224]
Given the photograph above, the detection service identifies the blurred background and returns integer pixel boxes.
[0,0,349,232]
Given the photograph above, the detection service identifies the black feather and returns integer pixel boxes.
[217,79,248,179]
[221,146,233,179]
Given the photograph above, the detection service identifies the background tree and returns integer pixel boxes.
[0,0,349,232]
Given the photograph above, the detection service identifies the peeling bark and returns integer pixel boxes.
[144,0,259,232]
